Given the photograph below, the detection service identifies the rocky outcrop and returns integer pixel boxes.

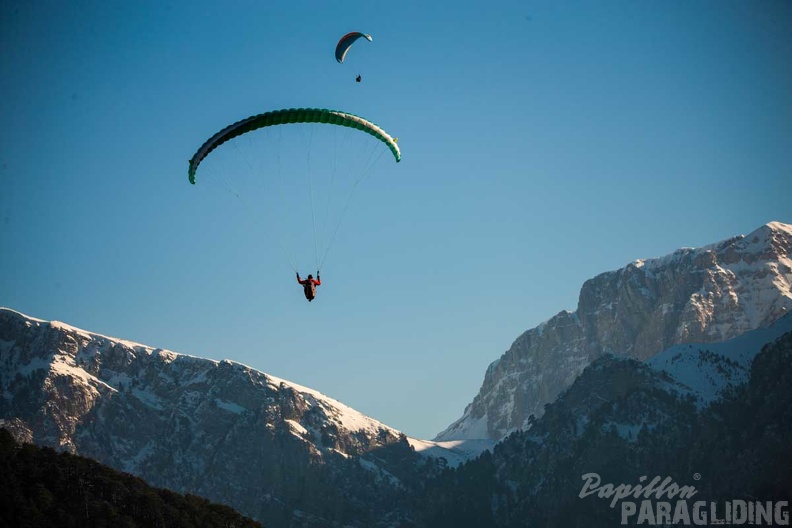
[437,221,792,441]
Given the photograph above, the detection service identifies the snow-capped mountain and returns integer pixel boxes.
[0,308,484,527]
[3,221,791,527]
[412,313,792,527]
[437,221,792,441]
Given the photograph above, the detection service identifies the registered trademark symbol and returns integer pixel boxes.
[693,473,701,480]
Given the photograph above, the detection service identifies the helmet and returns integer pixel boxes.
[308,274,313,279]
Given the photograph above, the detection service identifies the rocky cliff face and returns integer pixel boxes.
[437,221,792,441]
[0,309,441,527]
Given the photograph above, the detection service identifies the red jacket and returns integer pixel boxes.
[297,276,321,286]
[297,275,321,301]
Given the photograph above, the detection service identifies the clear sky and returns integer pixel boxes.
[2,1,791,440]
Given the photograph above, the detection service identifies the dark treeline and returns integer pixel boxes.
[0,428,262,528]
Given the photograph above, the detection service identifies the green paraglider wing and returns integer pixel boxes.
[188,108,400,184]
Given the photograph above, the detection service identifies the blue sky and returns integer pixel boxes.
[2,1,791,439]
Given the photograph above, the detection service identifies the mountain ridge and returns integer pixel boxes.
[411,312,792,527]
[0,306,488,526]
[3,220,791,526]
[436,221,792,441]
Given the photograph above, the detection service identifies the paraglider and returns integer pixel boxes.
[336,32,372,83]
[188,107,401,185]
[296,272,321,302]
[187,108,401,297]
[335,32,372,63]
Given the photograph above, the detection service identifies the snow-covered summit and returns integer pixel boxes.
[633,221,792,274]
[0,307,480,468]
[437,221,792,441]
[765,220,792,236]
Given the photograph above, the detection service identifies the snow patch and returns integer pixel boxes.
[50,356,118,394]
[285,419,307,436]
[649,312,792,406]
[407,438,495,467]
[215,399,247,414]
[132,388,165,410]
[358,457,402,486]
[265,373,401,436]
[434,410,489,441]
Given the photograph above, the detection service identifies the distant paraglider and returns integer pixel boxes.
[336,32,372,83]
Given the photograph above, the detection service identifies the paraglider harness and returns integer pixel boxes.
[297,272,321,302]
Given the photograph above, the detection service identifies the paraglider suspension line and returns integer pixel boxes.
[305,126,321,272]
[317,146,386,271]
